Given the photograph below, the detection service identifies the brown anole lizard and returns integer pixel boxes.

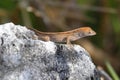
[29,27,96,44]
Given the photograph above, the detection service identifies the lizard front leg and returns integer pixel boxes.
[66,36,71,45]
[66,36,74,48]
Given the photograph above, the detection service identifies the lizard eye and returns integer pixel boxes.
[88,31,92,34]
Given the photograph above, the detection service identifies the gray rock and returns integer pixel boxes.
[0,23,100,80]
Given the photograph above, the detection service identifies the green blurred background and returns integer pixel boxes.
[0,0,120,79]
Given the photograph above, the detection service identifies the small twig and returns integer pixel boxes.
[42,1,117,14]
[97,66,112,80]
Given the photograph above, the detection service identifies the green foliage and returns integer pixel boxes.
[108,0,118,8]
[0,0,16,10]
[77,0,94,5]
[111,15,120,34]
[106,61,120,80]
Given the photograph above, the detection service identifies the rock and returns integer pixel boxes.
[0,23,100,80]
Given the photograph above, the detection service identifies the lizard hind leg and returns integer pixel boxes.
[42,36,50,41]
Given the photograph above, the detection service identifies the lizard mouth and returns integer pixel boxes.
[92,31,96,35]
[89,30,96,36]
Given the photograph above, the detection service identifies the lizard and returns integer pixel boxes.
[29,27,96,44]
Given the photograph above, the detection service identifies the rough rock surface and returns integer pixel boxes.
[0,23,100,80]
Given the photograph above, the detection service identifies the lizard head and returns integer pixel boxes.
[84,27,96,36]
[78,27,96,37]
